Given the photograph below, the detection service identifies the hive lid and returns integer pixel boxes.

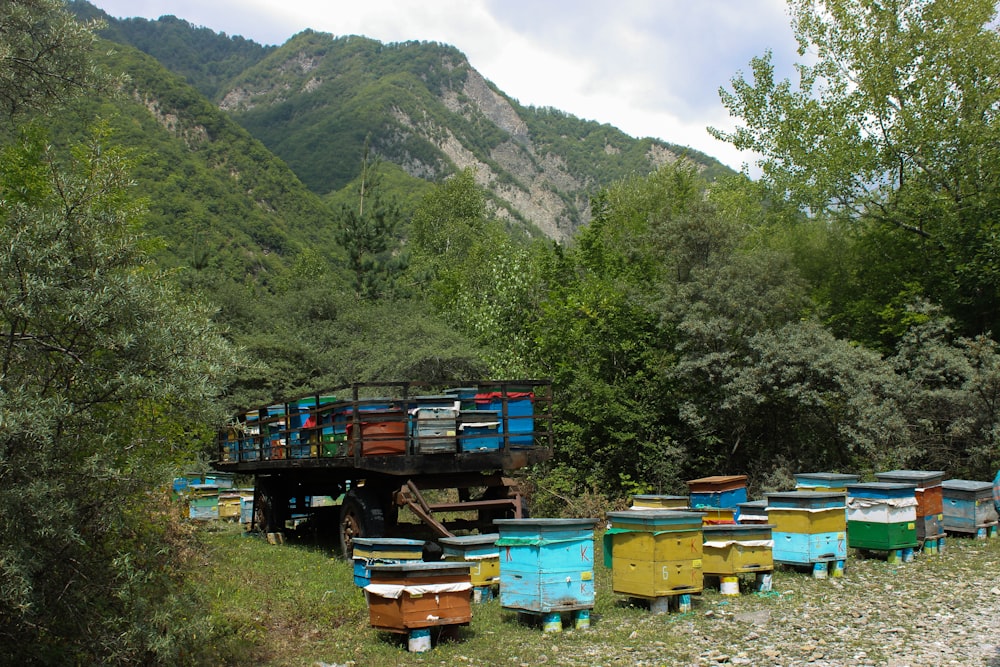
[874,470,945,486]
[942,479,992,492]
[846,482,918,497]
[352,537,426,547]
[794,472,861,483]
[607,509,704,524]
[493,518,598,528]
[686,475,748,492]
[765,491,846,501]
[438,533,499,547]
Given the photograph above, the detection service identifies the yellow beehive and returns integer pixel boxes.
[612,558,703,597]
[767,507,845,534]
[701,524,774,575]
[630,494,688,509]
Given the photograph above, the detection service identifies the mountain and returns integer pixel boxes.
[53,26,346,290]
[74,2,733,242]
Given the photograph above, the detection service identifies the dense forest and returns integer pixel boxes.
[3,0,1000,663]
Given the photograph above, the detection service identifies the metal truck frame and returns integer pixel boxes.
[214,380,552,557]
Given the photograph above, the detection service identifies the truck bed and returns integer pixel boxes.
[215,380,553,477]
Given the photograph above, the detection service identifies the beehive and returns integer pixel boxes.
[942,479,999,535]
[364,561,473,633]
[687,475,748,512]
[765,491,847,568]
[630,494,689,510]
[605,510,704,599]
[874,470,945,543]
[846,482,918,551]
[495,518,597,615]
[440,533,500,590]
[187,484,220,520]
[217,491,242,520]
[701,523,774,576]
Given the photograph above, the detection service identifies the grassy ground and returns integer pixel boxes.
[190,522,1000,667]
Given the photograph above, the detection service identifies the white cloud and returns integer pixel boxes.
[88,0,800,171]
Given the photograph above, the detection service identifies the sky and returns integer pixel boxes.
[85,1,802,172]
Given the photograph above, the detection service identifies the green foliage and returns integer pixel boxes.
[0,4,243,662]
[0,123,243,662]
[334,144,409,300]
[713,0,1000,339]
[0,0,116,118]
[78,6,276,100]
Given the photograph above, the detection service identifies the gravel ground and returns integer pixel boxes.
[543,534,1000,667]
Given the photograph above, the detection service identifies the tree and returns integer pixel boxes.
[712,0,1000,339]
[335,140,407,300]
[0,2,242,663]
[0,0,115,119]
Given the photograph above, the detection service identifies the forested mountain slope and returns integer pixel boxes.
[72,1,732,242]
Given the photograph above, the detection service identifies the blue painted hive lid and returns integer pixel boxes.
[942,479,992,493]
[439,533,499,547]
[846,482,917,499]
[874,470,945,486]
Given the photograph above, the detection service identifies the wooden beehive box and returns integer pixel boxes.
[365,562,473,633]
[846,482,918,550]
[187,484,220,520]
[875,470,945,516]
[701,524,774,576]
[495,518,597,614]
[942,479,999,533]
[217,491,242,520]
[606,510,704,598]
[794,472,860,492]
[687,475,748,510]
[765,492,846,533]
[440,534,500,588]
[765,491,847,565]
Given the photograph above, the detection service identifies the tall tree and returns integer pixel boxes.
[712,0,1000,339]
[0,2,241,662]
[335,140,407,300]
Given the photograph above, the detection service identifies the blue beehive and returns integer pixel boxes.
[687,476,748,522]
[476,390,535,447]
[457,410,501,452]
[766,491,847,577]
[942,479,999,536]
[495,518,597,616]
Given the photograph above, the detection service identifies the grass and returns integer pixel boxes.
[188,522,1000,666]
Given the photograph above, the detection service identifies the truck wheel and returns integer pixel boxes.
[339,487,386,559]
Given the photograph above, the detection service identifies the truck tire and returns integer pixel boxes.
[339,486,386,559]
